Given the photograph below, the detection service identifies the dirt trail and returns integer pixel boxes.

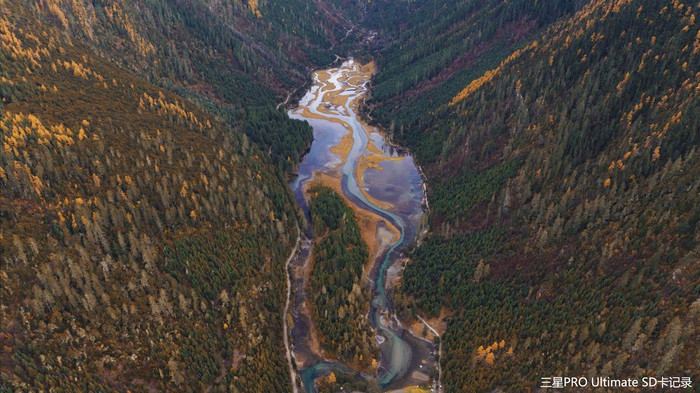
[416,315,442,393]
[283,225,301,393]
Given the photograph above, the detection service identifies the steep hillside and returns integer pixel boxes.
[3,0,698,392]
[367,0,700,392]
[32,0,358,92]
[0,1,360,391]
[365,0,590,131]
[29,0,365,171]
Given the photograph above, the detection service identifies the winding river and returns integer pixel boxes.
[288,60,434,392]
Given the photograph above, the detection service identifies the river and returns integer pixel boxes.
[288,59,435,393]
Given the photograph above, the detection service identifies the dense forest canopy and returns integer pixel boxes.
[308,186,377,370]
[366,0,699,392]
[0,0,364,391]
[1,0,698,392]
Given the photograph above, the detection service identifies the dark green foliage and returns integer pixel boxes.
[164,230,260,301]
[34,0,361,174]
[3,0,699,392]
[238,105,314,172]
[432,160,521,222]
[399,230,506,317]
[0,1,362,392]
[308,187,377,368]
[369,0,700,392]
[310,186,349,235]
[365,0,589,132]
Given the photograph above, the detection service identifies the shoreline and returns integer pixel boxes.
[287,58,436,392]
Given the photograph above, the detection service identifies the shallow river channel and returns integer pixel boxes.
[288,59,435,393]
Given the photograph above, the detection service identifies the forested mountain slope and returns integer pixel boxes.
[365,0,590,131]
[28,0,364,171]
[3,0,698,391]
[0,0,361,391]
[367,0,700,392]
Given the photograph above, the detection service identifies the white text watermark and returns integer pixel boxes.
[540,376,692,389]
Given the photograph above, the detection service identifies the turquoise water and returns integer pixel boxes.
[289,60,431,392]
